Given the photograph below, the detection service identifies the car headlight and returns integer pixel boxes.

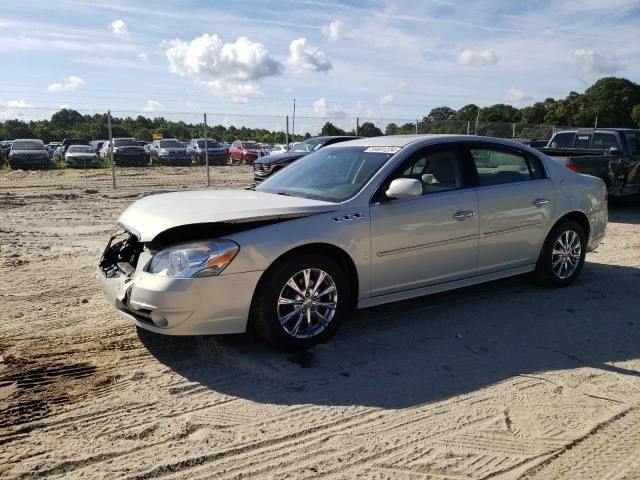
[147,240,239,278]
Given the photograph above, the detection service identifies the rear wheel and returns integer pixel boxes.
[535,220,586,288]
[252,254,350,351]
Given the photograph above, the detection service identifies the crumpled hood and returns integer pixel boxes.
[118,189,339,241]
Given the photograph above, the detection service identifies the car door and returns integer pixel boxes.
[466,143,553,274]
[370,144,479,297]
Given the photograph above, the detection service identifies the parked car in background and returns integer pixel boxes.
[99,135,607,350]
[54,138,90,161]
[104,137,149,167]
[219,142,231,154]
[270,144,288,155]
[8,139,50,169]
[1,141,14,163]
[253,135,361,183]
[149,138,192,166]
[228,140,268,165]
[90,140,106,153]
[65,145,102,168]
[188,138,227,165]
[540,128,640,198]
[46,142,62,159]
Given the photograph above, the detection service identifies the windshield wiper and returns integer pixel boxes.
[275,191,293,196]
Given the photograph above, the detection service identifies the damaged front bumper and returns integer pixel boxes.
[97,231,262,335]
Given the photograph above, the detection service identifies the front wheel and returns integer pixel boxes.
[535,220,586,288]
[252,254,350,351]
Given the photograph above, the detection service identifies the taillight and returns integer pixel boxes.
[566,164,578,172]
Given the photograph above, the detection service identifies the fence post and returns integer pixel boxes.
[466,121,470,135]
[512,123,516,138]
[285,116,289,149]
[108,110,115,190]
[356,117,360,136]
[415,119,418,134]
[204,112,210,187]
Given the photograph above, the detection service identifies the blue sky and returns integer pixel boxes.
[1,0,639,121]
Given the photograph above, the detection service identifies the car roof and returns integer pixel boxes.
[14,138,43,142]
[326,134,538,150]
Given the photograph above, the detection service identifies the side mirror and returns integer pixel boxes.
[385,178,422,199]
[608,147,621,155]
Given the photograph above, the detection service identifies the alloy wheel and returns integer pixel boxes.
[277,268,338,339]
[551,230,582,279]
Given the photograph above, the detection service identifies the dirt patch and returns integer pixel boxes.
[0,168,639,480]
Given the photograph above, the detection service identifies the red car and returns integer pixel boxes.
[228,140,267,165]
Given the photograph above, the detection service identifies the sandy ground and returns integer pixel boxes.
[1,167,639,479]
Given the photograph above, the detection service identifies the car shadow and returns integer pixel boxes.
[139,256,640,409]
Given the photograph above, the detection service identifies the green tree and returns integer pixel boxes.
[453,104,479,121]
[320,122,346,136]
[632,105,640,127]
[581,77,640,128]
[359,121,382,137]
[427,106,456,122]
[385,123,399,135]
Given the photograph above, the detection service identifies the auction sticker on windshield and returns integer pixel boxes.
[364,146,402,153]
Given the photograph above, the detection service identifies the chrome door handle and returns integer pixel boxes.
[453,210,475,220]
[533,198,550,207]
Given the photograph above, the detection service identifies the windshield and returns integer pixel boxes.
[256,146,394,202]
[624,131,640,156]
[113,139,138,147]
[291,140,322,153]
[242,142,261,149]
[12,141,44,150]
[68,145,95,153]
[159,140,183,148]
[196,140,221,148]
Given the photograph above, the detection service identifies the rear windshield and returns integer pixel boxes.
[113,139,138,147]
[12,141,44,150]
[550,132,574,148]
[68,145,95,153]
[159,140,183,148]
[624,132,640,156]
[242,142,261,149]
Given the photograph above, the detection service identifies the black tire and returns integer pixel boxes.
[535,219,586,288]
[251,253,350,351]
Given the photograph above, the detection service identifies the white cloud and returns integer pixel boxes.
[7,99,33,108]
[573,49,625,74]
[313,97,346,117]
[137,52,149,62]
[109,19,129,38]
[322,20,345,42]
[457,49,498,66]
[143,100,162,112]
[379,94,394,105]
[503,87,532,104]
[288,38,332,73]
[47,75,85,92]
[165,34,282,102]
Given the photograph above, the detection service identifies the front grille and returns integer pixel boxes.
[253,163,273,174]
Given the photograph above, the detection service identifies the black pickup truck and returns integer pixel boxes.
[539,128,640,198]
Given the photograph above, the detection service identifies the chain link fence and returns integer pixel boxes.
[0,106,563,191]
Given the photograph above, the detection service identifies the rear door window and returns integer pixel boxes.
[470,147,545,186]
[591,132,618,149]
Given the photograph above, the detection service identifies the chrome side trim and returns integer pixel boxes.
[377,233,479,257]
[482,222,541,238]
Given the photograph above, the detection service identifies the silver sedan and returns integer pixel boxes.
[99,135,607,350]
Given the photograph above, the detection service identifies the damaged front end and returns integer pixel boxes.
[99,228,144,278]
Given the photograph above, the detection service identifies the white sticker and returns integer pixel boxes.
[364,146,402,154]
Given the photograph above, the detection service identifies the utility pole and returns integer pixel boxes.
[204,113,210,187]
[356,117,360,136]
[292,98,296,141]
[285,116,289,149]
[594,115,598,129]
[474,109,480,135]
[108,110,115,190]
